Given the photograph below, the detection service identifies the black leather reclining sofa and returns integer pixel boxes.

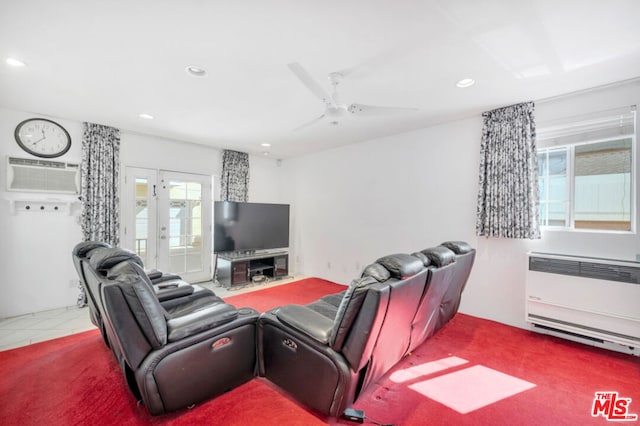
[72,242,259,415]
[257,241,475,416]
[72,240,474,417]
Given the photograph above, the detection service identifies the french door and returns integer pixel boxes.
[123,167,212,283]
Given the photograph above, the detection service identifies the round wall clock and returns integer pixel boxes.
[14,118,71,158]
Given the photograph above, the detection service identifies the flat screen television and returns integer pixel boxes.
[214,201,290,253]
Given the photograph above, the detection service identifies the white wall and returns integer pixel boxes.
[0,109,283,318]
[285,79,640,328]
[0,107,84,318]
[119,132,284,203]
[3,79,638,325]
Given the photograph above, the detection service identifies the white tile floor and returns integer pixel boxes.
[0,276,300,352]
[0,305,96,351]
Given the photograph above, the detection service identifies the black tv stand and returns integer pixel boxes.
[216,251,289,288]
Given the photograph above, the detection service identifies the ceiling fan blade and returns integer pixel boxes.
[293,114,326,131]
[288,62,334,106]
[348,103,418,116]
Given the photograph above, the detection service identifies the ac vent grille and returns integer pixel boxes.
[529,314,640,343]
[6,156,80,194]
[529,256,640,285]
[529,257,580,276]
[580,262,640,284]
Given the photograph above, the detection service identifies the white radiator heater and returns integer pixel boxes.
[526,252,640,356]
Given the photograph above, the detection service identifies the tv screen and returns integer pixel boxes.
[214,201,290,253]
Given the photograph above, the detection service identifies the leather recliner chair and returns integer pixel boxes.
[100,258,260,415]
[258,253,428,417]
[80,246,219,351]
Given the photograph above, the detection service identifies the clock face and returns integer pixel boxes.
[15,118,71,158]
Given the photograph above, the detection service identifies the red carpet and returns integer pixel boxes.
[1,277,638,425]
[224,277,344,312]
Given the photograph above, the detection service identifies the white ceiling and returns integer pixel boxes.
[1,0,640,158]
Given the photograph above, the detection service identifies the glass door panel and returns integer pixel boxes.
[124,167,158,269]
[158,171,211,282]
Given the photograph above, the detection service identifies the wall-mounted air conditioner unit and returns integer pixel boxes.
[6,156,80,194]
[526,252,640,356]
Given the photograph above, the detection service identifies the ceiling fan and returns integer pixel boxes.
[287,62,418,130]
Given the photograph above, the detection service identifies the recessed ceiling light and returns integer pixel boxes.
[6,57,26,67]
[261,143,271,147]
[456,78,475,88]
[138,113,154,120]
[185,66,206,77]
[262,151,270,156]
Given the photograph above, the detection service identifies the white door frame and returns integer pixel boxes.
[123,167,212,283]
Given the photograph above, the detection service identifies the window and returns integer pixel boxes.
[537,107,636,232]
[538,148,568,227]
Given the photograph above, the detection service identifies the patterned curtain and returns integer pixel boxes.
[80,122,121,245]
[476,101,540,239]
[221,149,249,202]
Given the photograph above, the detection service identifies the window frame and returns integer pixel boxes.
[537,134,636,234]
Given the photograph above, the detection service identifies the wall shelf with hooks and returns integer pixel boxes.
[7,198,82,216]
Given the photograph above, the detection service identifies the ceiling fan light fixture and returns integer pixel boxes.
[6,57,26,67]
[456,78,475,88]
[186,66,207,77]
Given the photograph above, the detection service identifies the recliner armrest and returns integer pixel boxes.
[154,280,195,302]
[167,303,238,342]
[275,304,334,344]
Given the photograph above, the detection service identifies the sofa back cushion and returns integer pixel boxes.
[434,241,476,331]
[362,265,429,390]
[408,246,457,352]
[108,261,168,349]
[330,275,379,350]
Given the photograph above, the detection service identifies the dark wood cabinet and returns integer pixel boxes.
[231,261,249,285]
[216,252,289,288]
[273,255,288,278]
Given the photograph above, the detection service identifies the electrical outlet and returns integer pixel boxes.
[69,279,78,289]
[327,261,331,269]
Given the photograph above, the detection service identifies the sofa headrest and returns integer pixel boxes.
[375,253,424,279]
[420,246,456,267]
[72,241,111,258]
[89,247,144,273]
[411,252,431,267]
[361,263,391,282]
[441,241,474,255]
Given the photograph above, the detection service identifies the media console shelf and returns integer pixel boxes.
[216,251,289,288]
